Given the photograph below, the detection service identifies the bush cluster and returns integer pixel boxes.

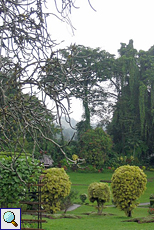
[86,165,147,217]
[40,165,147,217]
[1,157,148,218]
[0,155,42,208]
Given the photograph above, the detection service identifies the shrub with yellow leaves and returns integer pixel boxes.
[72,154,79,162]
[88,182,111,214]
[41,168,71,213]
[111,165,147,217]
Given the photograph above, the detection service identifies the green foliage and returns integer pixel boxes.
[61,189,79,213]
[149,194,154,199]
[72,154,79,162]
[148,207,154,215]
[139,82,147,135]
[41,168,71,213]
[111,165,147,217]
[70,164,98,173]
[0,155,42,207]
[111,155,140,168]
[79,127,112,168]
[76,120,90,141]
[80,193,87,204]
[0,71,60,159]
[61,45,114,129]
[108,41,154,160]
[88,182,111,214]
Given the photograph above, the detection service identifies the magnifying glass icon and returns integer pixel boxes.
[3,211,18,227]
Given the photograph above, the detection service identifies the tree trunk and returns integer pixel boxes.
[83,81,90,130]
[127,210,132,217]
[97,201,103,215]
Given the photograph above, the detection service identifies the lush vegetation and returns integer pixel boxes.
[78,127,113,168]
[107,41,154,160]
[62,41,154,170]
[2,40,154,172]
[21,170,154,230]
[0,154,42,208]
[2,2,154,229]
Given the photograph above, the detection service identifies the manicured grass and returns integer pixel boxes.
[41,205,154,230]
[23,205,154,230]
[68,171,113,204]
[68,171,112,184]
[22,170,154,230]
[68,170,154,204]
[139,171,154,203]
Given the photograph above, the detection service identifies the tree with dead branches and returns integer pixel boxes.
[0,0,96,177]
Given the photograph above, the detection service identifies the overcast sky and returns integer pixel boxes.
[49,0,154,54]
[47,0,154,121]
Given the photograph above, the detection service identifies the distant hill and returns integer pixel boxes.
[61,117,78,141]
[61,117,78,129]
[59,117,99,141]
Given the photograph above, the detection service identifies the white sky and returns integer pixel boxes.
[46,0,154,121]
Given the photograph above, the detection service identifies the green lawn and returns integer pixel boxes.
[22,170,154,230]
[23,205,154,230]
[42,205,154,230]
[68,170,154,204]
[68,171,113,204]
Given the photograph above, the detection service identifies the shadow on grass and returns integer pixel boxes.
[123,215,154,224]
[82,211,114,216]
[42,213,82,219]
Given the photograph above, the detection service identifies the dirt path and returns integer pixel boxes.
[67,202,150,211]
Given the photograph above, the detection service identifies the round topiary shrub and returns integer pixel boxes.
[111,165,147,217]
[88,182,111,214]
[41,168,71,213]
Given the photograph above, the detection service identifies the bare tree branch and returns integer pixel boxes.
[0,0,89,172]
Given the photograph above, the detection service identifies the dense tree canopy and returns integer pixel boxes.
[60,45,114,129]
[107,40,154,160]
[79,127,113,168]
